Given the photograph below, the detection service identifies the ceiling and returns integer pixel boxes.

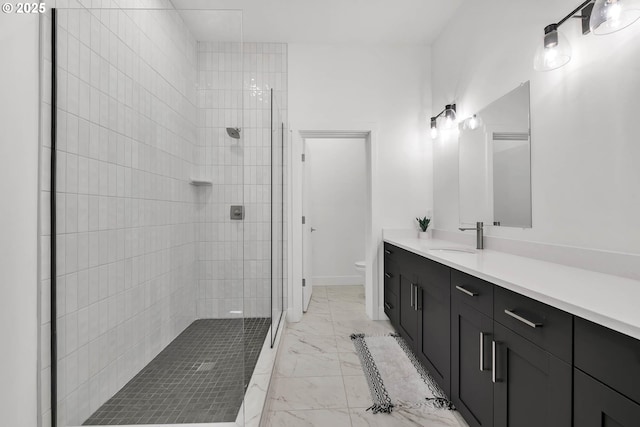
[170,0,464,44]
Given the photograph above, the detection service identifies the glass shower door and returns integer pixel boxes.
[271,89,285,346]
[47,6,249,426]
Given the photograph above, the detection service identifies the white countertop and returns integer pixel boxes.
[384,235,640,341]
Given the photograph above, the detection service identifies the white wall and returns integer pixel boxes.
[307,138,366,285]
[432,0,640,255]
[0,12,40,427]
[290,44,432,228]
[289,43,432,318]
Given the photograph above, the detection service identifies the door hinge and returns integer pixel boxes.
[302,216,306,224]
[302,278,306,287]
[301,153,305,162]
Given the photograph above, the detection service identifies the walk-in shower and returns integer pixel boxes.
[40,5,287,427]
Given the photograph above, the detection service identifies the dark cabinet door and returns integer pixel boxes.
[416,259,451,395]
[451,299,494,427]
[574,368,640,427]
[398,272,419,347]
[493,322,571,427]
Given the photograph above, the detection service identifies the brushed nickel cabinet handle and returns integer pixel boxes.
[415,286,422,311]
[504,309,543,328]
[410,283,415,309]
[492,340,500,383]
[456,285,478,297]
[384,249,393,255]
[384,272,393,279]
[480,332,485,371]
[384,302,392,310]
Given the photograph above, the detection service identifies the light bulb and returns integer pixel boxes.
[468,114,482,130]
[534,25,572,71]
[609,2,622,20]
[430,127,438,139]
[590,0,640,35]
[445,117,453,128]
[443,104,457,129]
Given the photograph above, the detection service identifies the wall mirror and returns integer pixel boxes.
[459,81,532,228]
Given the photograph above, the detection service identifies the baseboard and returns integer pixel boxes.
[312,275,363,286]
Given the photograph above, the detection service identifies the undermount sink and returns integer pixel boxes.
[428,247,477,254]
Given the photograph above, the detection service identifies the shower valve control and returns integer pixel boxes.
[230,205,245,220]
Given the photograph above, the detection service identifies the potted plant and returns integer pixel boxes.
[416,216,431,239]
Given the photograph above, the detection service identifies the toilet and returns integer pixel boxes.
[355,260,366,275]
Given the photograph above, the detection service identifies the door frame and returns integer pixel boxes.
[288,122,381,322]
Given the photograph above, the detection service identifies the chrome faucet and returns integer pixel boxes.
[459,221,484,250]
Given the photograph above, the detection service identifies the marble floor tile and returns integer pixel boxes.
[306,300,331,315]
[338,351,364,376]
[287,316,335,335]
[328,292,366,303]
[264,408,352,427]
[330,302,367,315]
[332,319,394,337]
[335,334,358,354]
[264,285,466,427]
[343,375,372,408]
[349,407,462,427]
[276,352,342,378]
[281,330,338,354]
[270,376,349,411]
[332,309,372,321]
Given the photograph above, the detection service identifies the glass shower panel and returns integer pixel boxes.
[50,6,247,426]
[271,89,285,346]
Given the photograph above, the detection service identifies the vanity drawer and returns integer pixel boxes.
[384,290,397,324]
[494,287,573,363]
[383,258,399,296]
[384,243,397,259]
[575,317,640,405]
[450,269,493,316]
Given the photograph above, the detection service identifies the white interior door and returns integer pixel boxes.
[302,141,313,311]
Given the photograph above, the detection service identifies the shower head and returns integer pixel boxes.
[226,127,241,139]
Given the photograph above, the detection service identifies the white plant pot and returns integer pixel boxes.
[418,230,431,239]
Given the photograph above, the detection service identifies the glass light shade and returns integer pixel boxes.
[590,0,640,35]
[463,114,482,130]
[533,28,572,71]
[442,105,457,129]
[430,126,438,139]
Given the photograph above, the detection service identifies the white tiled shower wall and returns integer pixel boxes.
[38,1,288,425]
[195,42,288,319]
[39,1,199,425]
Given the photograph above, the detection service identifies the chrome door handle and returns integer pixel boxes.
[504,309,543,328]
[310,227,317,232]
[456,285,478,297]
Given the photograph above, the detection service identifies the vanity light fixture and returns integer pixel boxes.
[535,0,640,71]
[430,104,457,139]
[463,114,482,131]
[430,117,438,138]
[591,0,640,34]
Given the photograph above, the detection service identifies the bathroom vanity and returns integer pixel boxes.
[383,237,640,427]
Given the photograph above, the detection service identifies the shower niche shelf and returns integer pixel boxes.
[190,178,213,186]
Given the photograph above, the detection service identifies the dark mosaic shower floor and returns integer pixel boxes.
[83,318,271,425]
